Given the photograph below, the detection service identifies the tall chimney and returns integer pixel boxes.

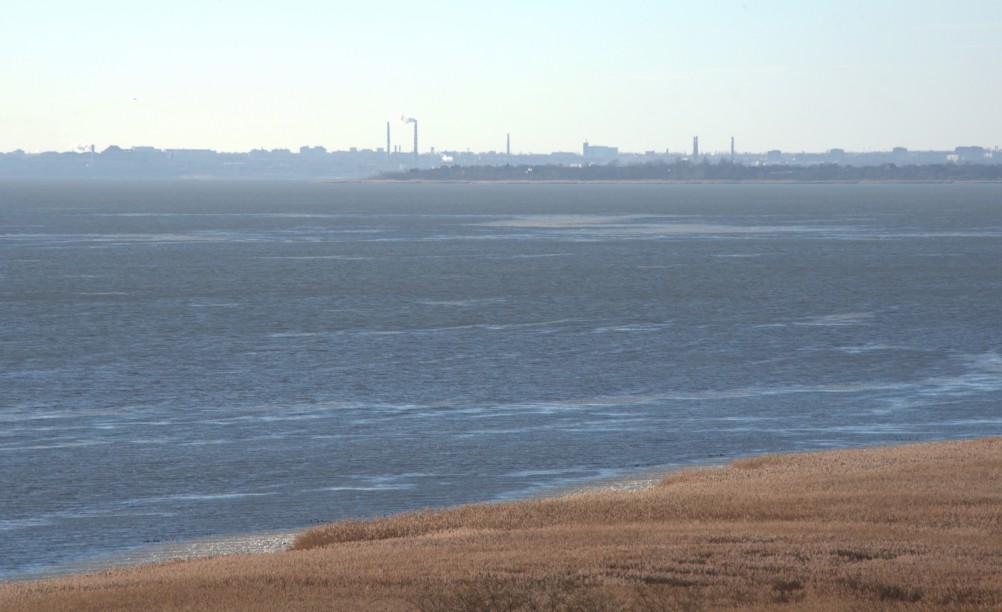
[730,136,735,162]
[506,133,510,158]
[387,122,391,156]
[693,136,699,159]
[413,120,418,162]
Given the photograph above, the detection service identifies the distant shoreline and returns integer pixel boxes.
[325,178,1002,185]
[348,161,1002,184]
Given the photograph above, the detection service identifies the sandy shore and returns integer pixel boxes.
[3,437,1000,610]
[15,464,690,582]
[13,531,298,583]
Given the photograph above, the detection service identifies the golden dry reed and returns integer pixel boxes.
[2,437,1000,611]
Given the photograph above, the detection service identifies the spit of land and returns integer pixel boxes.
[2,437,1000,610]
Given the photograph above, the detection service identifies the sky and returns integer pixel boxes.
[3,1,1001,155]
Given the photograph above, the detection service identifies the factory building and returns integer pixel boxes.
[582,141,619,161]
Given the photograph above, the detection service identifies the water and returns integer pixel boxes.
[2,181,1001,580]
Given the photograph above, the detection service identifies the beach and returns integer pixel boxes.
[11,465,681,583]
[9,469,676,584]
[2,437,1000,610]
[8,531,298,584]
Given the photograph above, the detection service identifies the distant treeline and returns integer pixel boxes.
[378,161,1002,182]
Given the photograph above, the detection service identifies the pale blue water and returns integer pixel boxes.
[2,181,1001,580]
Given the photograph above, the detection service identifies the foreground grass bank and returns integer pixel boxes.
[3,437,1000,610]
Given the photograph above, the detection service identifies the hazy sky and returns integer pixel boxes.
[4,1,1001,154]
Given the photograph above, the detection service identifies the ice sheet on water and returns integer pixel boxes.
[796,312,875,326]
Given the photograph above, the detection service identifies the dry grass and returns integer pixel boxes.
[3,437,1000,610]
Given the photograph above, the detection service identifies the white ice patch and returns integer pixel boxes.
[797,312,875,326]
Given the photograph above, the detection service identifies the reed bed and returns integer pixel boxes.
[3,437,1000,610]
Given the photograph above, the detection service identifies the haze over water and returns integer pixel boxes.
[2,182,1001,580]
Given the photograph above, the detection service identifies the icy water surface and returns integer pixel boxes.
[2,181,1001,579]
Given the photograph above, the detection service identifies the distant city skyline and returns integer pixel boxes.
[5,140,997,183]
[4,2,1001,154]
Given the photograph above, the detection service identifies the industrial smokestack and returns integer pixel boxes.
[693,136,699,159]
[387,122,391,156]
[506,133,510,158]
[731,136,735,162]
[401,115,418,162]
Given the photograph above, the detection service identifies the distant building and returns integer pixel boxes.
[299,146,328,157]
[582,141,619,161]
[955,146,988,162]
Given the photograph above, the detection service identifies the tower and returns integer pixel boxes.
[401,116,419,162]
[693,136,699,159]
